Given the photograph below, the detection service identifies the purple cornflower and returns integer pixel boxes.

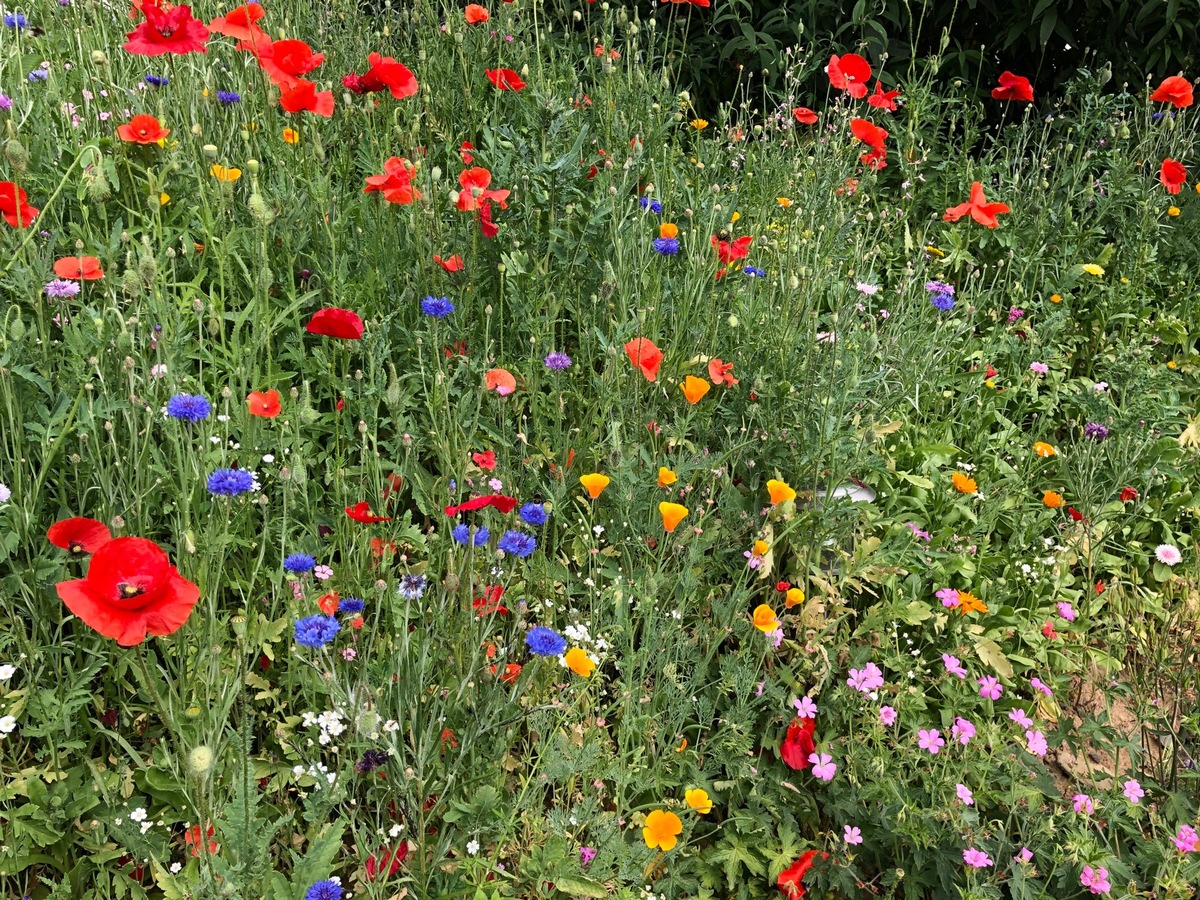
[44,279,81,298]
[216,90,241,104]
[144,74,169,87]
[652,236,679,255]
[544,350,572,370]
[421,295,455,318]
[1083,422,1109,441]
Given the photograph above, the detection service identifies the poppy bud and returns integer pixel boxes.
[91,50,107,64]
[188,745,214,775]
[190,123,202,136]
[3,138,28,175]
[246,159,260,174]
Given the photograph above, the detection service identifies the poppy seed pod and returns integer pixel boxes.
[202,144,218,159]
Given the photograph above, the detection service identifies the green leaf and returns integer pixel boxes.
[973,638,1014,679]
[551,875,609,898]
[289,820,345,891]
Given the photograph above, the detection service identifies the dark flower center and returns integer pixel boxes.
[117,582,146,599]
[68,541,86,556]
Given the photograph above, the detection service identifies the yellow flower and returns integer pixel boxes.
[159,192,171,206]
[659,502,689,533]
[951,472,977,494]
[685,788,713,814]
[690,118,708,130]
[660,222,678,239]
[642,809,683,851]
[1049,293,1063,303]
[1042,490,1064,509]
[1167,360,1178,369]
[579,473,610,499]
[925,245,945,257]
[1033,441,1056,458]
[1081,263,1105,276]
[282,127,300,144]
[680,375,711,404]
[766,479,796,505]
[777,197,792,208]
[1169,206,1181,217]
[657,467,677,488]
[729,211,740,224]
[785,587,805,608]
[564,647,595,678]
[210,164,242,183]
[752,603,780,633]
[752,540,769,557]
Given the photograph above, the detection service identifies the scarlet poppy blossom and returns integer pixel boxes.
[827,53,871,99]
[185,824,218,857]
[459,141,475,164]
[1150,74,1194,108]
[53,256,105,280]
[991,71,1033,102]
[56,536,201,645]
[485,368,517,395]
[364,157,421,205]
[943,182,1010,228]
[849,117,888,151]
[352,52,418,99]
[346,501,392,523]
[444,494,518,516]
[253,38,324,90]
[472,450,496,470]
[778,849,819,898]
[47,517,113,557]
[478,201,499,238]
[116,113,170,144]
[486,68,526,91]
[792,107,818,125]
[0,181,38,228]
[780,716,816,770]
[1120,486,1139,502]
[279,80,334,117]
[464,4,489,23]
[866,81,900,111]
[624,337,664,382]
[708,358,738,386]
[434,253,464,272]
[456,167,510,212]
[475,585,508,616]
[1160,157,1187,194]
[712,234,752,264]
[246,389,282,418]
[124,2,209,56]
[365,842,409,881]
[208,2,268,45]
[306,307,364,339]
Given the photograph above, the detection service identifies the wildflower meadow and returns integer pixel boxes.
[1,1,1200,898]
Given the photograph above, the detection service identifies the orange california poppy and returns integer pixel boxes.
[657,467,677,488]
[659,502,688,533]
[766,479,796,505]
[1033,441,1057,457]
[680,375,710,404]
[642,810,683,851]
[116,113,170,144]
[246,389,282,418]
[53,256,104,280]
[579,473,610,499]
[752,604,780,633]
[485,368,516,395]
[624,337,663,382]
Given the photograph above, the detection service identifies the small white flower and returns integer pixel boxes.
[389,823,403,837]
[0,714,17,734]
[262,454,275,463]
[217,414,230,423]
[170,862,182,874]
[0,664,15,680]
[466,839,480,856]
[383,719,399,733]
[130,807,148,822]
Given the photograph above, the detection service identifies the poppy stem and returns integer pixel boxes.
[0,144,98,279]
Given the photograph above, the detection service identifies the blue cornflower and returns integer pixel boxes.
[421,295,455,318]
[525,626,566,657]
[397,573,427,599]
[216,90,241,105]
[144,74,169,88]
[498,530,536,558]
[639,197,663,214]
[338,598,365,614]
[283,553,317,574]
[930,293,955,311]
[28,68,48,82]
[652,237,679,255]
[207,468,257,496]
[165,393,211,422]
[294,615,340,648]
[743,266,766,278]
[519,502,548,527]
[544,351,572,370]
[5,13,28,28]
[452,523,490,546]
[304,880,343,900]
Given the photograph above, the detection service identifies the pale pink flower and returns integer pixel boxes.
[879,706,897,726]
[955,783,974,805]
[1122,780,1144,804]
[962,848,992,868]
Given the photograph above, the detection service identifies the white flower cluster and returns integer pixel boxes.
[301,709,346,746]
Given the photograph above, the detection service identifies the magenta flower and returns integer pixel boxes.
[951,716,975,745]
[843,825,863,845]
[793,696,818,719]
[936,587,960,608]
[1025,729,1048,757]
[809,752,837,781]
[1014,847,1033,864]
[962,848,993,868]
[955,783,974,805]
[905,522,931,541]
[1057,601,1076,622]
[1030,676,1053,697]
[879,705,897,726]
[1122,779,1144,804]
[1073,793,1094,815]
[1009,708,1033,728]
[846,661,884,693]
[942,654,968,678]
[1174,824,1198,853]
[918,728,945,755]
[1029,361,1048,374]
[978,676,1003,700]
[1080,865,1112,894]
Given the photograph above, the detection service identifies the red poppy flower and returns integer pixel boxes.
[624,337,664,382]
[849,118,888,151]
[440,728,458,751]
[780,716,816,770]
[1160,157,1187,194]
[306,307,364,340]
[486,68,526,91]
[124,2,210,56]
[1120,486,1139,502]
[116,113,170,144]
[1067,506,1084,522]
[459,141,475,164]
[444,494,518,516]
[363,157,421,205]
[55,536,200,645]
[370,537,397,559]
[382,472,404,500]
[456,167,510,211]
[478,201,500,238]
[279,80,335,117]
[991,71,1033,102]
[365,842,409,881]
[866,81,900,111]
[246,389,282,418]
[434,253,464,272]
[353,52,418,99]
[943,182,1010,228]
[474,585,509,617]
[1150,74,1194,108]
[492,661,521,682]
[711,234,752,264]
[708,358,738,386]
[485,368,517,395]
[208,2,268,45]
[792,107,818,125]
[0,181,38,228]
[860,147,887,170]
[185,824,218,857]
[464,3,489,23]
[472,450,497,470]
[254,38,325,90]
[53,256,105,280]
[1042,620,1058,639]
[778,849,819,898]
[318,591,340,615]
[346,502,391,523]
[827,53,871,99]
[47,517,113,557]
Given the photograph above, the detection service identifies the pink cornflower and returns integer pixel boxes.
[951,716,975,745]
[978,676,1003,700]
[1025,729,1048,757]
[879,705,897,726]
[1155,544,1182,566]
[843,825,863,845]
[1122,780,1144,804]
[942,654,968,678]
[956,783,974,805]
[1173,824,1198,853]
[936,587,960,608]
[847,662,884,693]
[918,728,945,755]
[962,848,993,868]
[1080,865,1111,894]
[809,752,837,781]
[1073,793,1094,815]
[1029,361,1048,374]
[1009,708,1033,728]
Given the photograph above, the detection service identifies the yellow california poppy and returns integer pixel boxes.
[785,587,805,608]
[685,788,713,814]
[1033,441,1057,458]
[564,647,595,678]
[210,164,242,183]
[659,502,689,533]
[642,810,683,851]
[766,479,796,505]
